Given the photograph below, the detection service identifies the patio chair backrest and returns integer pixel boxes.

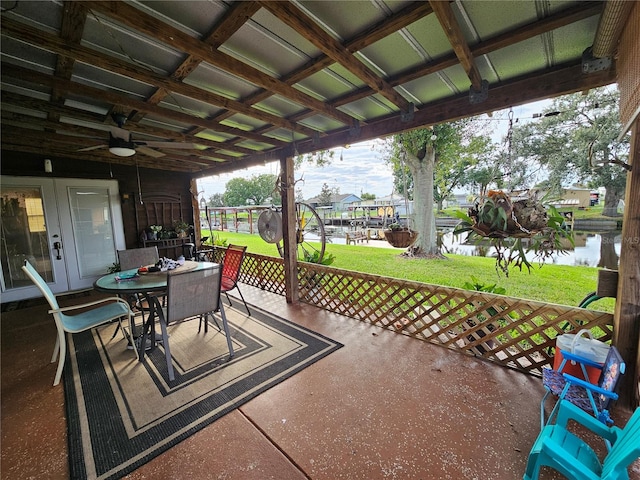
[221,245,246,285]
[602,407,640,478]
[165,265,222,324]
[118,247,159,271]
[526,400,640,480]
[21,260,60,313]
[22,260,134,386]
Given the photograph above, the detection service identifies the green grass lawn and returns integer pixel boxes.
[204,229,614,313]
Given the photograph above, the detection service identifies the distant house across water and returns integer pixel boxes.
[306,193,361,212]
[550,188,593,209]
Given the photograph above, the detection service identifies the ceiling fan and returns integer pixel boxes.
[78,113,200,158]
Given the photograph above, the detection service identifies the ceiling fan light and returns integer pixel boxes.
[108,133,136,156]
[109,146,136,157]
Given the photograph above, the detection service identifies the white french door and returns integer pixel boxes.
[0,176,125,302]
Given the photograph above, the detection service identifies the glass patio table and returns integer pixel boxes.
[93,261,217,359]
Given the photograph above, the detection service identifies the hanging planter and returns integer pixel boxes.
[453,190,573,275]
[383,224,418,248]
[465,190,549,238]
[381,148,419,249]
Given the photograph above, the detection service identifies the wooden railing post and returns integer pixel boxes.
[613,121,640,409]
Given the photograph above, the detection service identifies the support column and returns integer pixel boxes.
[613,121,640,409]
[280,154,299,303]
[189,178,202,249]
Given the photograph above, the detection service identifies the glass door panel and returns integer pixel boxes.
[56,178,125,291]
[0,186,52,289]
[1,177,125,301]
[0,177,69,301]
[67,186,118,277]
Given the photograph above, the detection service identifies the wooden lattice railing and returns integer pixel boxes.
[198,248,287,296]
[199,248,614,376]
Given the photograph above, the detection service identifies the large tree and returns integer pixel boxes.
[224,174,280,206]
[206,193,225,207]
[435,132,495,210]
[464,147,532,198]
[386,118,494,255]
[511,86,629,217]
[386,124,456,256]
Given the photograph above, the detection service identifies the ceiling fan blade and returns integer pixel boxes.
[136,145,166,158]
[110,126,131,141]
[77,145,107,152]
[137,141,200,149]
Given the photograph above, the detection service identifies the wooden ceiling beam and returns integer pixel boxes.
[0,93,246,160]
[56,2,86,78]
[0,17,316,139]
[49,1,87,121]
[473,2,603,56]
[203,62,615,177]
[1,91,106,124]
[385,2,603,90]
[328,64,616,151]
[242,1,603,144]
[1,63,289,149]
[0,0,607,177]
[1,142,152,168]
[0,112,231,164]
[83,1,355,127]
[260,1,414,113]
[285,2,604,123]
[171,1,262,82]
[208,1,433,143]
[142,1,262,134]
[286,1,433,86]
[429,0,483,92]
[135,1,261,120]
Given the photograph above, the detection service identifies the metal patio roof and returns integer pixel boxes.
[0,1,618,177]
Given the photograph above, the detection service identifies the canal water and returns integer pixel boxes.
[328,227,622,269]
[438,229,621,269]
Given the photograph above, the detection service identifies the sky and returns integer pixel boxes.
[197,99,553,202]
[197,139,392,201]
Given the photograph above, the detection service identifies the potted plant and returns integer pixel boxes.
[173,220,190,238]
[148,225,162,240]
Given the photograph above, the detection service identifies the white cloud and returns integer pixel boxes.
[197,139,395,201]
[296,140,394,198]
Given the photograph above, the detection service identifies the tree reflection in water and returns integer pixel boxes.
[438,229,621,269]
[598,231,620,270]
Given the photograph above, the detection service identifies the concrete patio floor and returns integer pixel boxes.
[2,284,638,479]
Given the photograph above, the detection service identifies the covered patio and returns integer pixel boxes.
[6,284,637,479]
[1,1,640,477]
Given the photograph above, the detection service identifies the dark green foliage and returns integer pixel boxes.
[463,275,506,295]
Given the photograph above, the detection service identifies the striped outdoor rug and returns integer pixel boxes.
[64,304,342,479]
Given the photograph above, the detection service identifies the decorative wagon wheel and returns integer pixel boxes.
[258,202,326,264]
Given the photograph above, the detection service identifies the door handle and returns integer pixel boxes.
[53,241,62,260]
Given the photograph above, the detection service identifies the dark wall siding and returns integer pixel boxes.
[1,152,194,249]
